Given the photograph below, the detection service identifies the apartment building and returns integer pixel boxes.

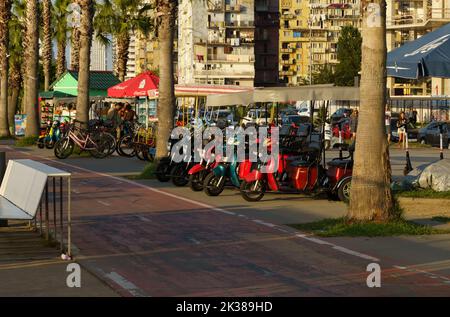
[279,0,360,86]
[90,36,109,71]
[387,0,450,95]
[255,0,280,86]
[111,35,137,79]
[178,0,256,87]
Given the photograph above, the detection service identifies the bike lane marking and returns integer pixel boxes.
[8,146,450,290]
[11,147,380,263]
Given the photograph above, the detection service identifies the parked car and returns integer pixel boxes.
[330,108,352,124]
[297,107,311,117]
[417,122,449,148]
[241,109,270,126]
[281,115,310,126]
[204,109,237,126]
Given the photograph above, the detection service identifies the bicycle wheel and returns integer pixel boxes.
[135,144,146,161]
[54,137,74,159]
[117,135,136,157]
[103,133,116,156]
[90,134,110,159]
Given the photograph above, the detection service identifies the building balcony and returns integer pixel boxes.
[227,37,255,46]
[225,20,255,28]
[279,70,294,76]
[194,69,255,78]
[281,13,296,20]
[225,4,241,13]
[280,48,294,53]
[280,0,292,9]
[209,21,226,28]
[280,60,295,65]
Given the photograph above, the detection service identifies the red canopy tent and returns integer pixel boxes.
[107,71,159,98]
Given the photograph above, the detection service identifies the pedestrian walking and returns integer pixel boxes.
[385,109,391,144]
[397,111,408,149]
[349,109,359,141]
[107,103,123,139]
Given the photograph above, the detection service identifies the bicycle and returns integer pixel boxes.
[117,121,156,161]
[54,120,111,159]
[88,119,117,156]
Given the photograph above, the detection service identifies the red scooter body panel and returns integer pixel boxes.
[188,164,206,175]
[290,166,318,191]
[327,165,352,188]
[244,169,265,182]
[238,160,252,180]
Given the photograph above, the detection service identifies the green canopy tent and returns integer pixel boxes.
[48,70,121,97]
[38,71,121,126]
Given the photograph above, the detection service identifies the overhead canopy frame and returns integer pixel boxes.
[206,86,360,107]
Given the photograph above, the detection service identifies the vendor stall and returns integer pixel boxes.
[38,70,120,127]
[107,71,160,127]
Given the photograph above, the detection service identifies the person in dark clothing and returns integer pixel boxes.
[349,109,359,141]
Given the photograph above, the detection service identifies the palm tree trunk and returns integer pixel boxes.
[115,34,131,82]
[8,63,22,135]
[42,0,52,91]
[23,0,40,137]
[155,0,177,160]
[56,39,67,78]
[76,0,94,125]
[348,0,394,221]
[0,0,12,137]
[71,27,81,71]
[8,88,19,133]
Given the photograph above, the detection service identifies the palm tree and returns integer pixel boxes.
[53,0,71,78]
[348,0,394,221]
[75,0,94,124]
[0,0,12,137]
[155,0,177,160]
[70,0,81,71]
[95,0,153,81]
[23,0,40,137]
[42,0,52,91]
[8,1,25,134]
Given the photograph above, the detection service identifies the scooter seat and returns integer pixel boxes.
[327,159,353,168]
[289,160,314,167]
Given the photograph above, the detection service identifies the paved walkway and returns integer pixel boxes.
[1,145,449,296]
[0,222,117,297]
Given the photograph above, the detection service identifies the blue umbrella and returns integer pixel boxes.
[387,23,450,79]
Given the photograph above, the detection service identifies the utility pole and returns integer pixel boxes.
[308,17,313,85]
[206,32,209,85]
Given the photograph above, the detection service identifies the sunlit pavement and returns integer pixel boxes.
[1,145,449,296]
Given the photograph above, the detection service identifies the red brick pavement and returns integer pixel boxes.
[4,147,450,297]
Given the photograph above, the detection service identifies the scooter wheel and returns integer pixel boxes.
[337,178,351,203]
[203,172,225,196]
[171,164,189,187]
[240,180,265,202]
[45,140,55,149]
[155,161,171,182]
[37,142,45,149]
[189,172,205,191]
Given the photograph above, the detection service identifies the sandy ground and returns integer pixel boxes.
[399,197,448,220]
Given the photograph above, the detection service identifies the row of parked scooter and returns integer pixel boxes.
[154,123,354,202]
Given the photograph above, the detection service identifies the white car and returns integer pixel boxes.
[241,109,271,126]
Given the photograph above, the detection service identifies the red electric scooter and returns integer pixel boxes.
[240,124,353,202]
